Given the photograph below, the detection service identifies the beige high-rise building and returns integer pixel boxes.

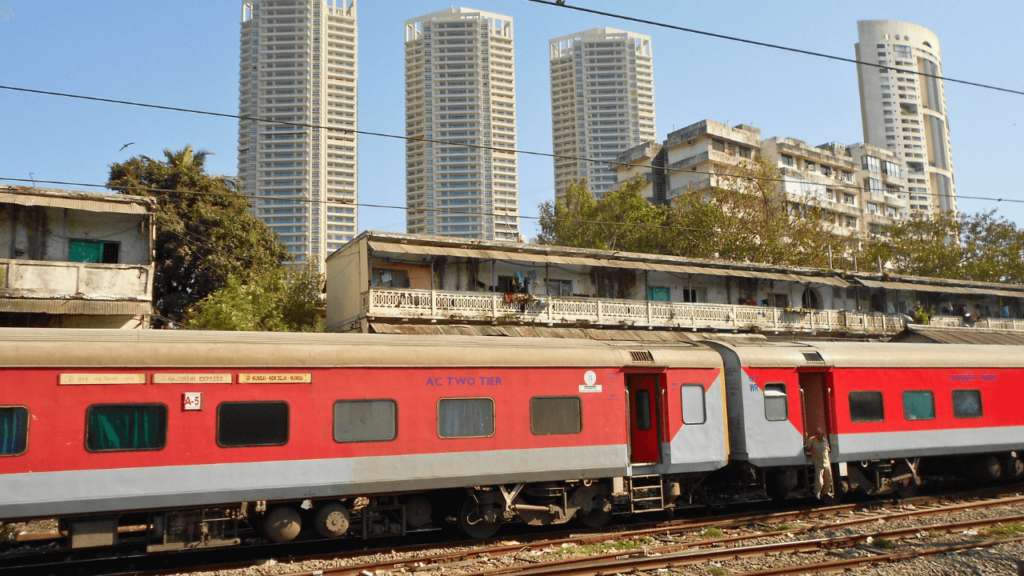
[549,28,656,201]
[404,8,520,241]
[855,20,955,216]
[239,0,358,267]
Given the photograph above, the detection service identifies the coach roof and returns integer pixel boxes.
[0,328,723,370]
[717,341,1024,369]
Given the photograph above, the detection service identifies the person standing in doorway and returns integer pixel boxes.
[807,427,834,499]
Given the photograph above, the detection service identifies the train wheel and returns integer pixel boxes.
[405,496,433,529]
[578,508,612,529]
[896,481,919,499]
[312,503,350,538]
[458,497,500,540]
[262,507,302,543]
[1003,453,1024,479]
[821,478,848,505]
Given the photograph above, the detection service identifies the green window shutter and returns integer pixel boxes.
[69,240,103,263]
[648,286,670,301]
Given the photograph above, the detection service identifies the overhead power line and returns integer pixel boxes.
[524,0,1024,97]
[0,84,998,206]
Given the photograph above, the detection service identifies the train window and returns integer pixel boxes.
[217,402,289,447]
[438,398,494,438]
[952,390,983,419]
[849,391,885,422]
[86,404,167,452]
[681,385,706,425]
[902,391,935,421]
[763,383,788,422]
[635,390,652,430]
[334,400,397,443]
[0,407,29,456]
[530,396,582,435]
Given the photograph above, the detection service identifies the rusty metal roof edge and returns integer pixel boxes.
[0,187,155,214]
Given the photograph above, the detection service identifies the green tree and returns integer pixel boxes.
[186,265,325,332]
[863,210,1024,283]
[107,146,289,325]
[666,159,843,267]
[537,178,669,252]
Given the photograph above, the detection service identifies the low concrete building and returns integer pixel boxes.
[326,231,1024,338]
[0,187,156,328]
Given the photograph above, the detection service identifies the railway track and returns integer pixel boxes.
[3,485,1022,576]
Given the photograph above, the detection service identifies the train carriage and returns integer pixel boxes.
[0,329,728,548]
[711,341,1024,500]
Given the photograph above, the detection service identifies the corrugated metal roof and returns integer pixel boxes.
[0,299,152,316]
[0,189,153,215]
[893,325,1024,345]
[367,241,847,286]
[369,322,705,343]
[857,279,1024,298]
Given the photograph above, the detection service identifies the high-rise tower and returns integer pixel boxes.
[549,28,656,201]
[239,0,358,267]
[855,20,955,216]
[404,8,520,241]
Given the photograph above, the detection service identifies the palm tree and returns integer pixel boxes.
[162,145,213,170]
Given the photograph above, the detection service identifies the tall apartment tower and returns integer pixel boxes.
[239,0,358,267]
[549,28,656,201]
[855,20,955,216]
[404,8,520,241]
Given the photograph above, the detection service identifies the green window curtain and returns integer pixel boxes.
[87,405,167,452]
[902,391,935,421]
[648,287,670,302]
[0,408,28,455]
[69,240,103,263]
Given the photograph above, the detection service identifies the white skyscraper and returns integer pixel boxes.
[404,8,520,241]
[855,20,956,216]
[549,28,656,201]
[239,0,358,267]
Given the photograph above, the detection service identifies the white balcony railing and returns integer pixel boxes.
[362,288,910,335]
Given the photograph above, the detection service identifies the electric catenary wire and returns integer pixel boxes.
[0,84,998,206]
[523,0,1024,97]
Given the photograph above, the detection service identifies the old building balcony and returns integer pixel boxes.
[0,258,152,302]
[361,288,908,335]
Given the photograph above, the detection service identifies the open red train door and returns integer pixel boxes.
[626,374,661,465]
[799,372,831,441]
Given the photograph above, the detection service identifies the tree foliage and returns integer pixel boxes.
[186,265,325,332]
[538,160,844,269]
[863,210,1024,283]
[107,145,289,325]
[537,178,668,253]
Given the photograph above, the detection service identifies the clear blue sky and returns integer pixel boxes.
[1,1,1022,240]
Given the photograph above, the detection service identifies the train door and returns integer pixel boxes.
[626,375,661,465]
[798,372,830,441]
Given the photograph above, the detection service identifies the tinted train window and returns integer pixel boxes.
[903,391,935,421]
[530,396,582,435]
[334,400,397,443]
[764,383,788,422]
[0,407,29,456]
[849,391,884,422]
[681,385,706,425]
[86,404,167,452]
[217,402,289,447]
[438,398,494,438]
[952,390,983,419]
[635,390,652,431]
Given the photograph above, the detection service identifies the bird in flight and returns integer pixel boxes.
[120,142,135,152]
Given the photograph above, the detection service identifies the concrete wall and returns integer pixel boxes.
[0,205,149,265]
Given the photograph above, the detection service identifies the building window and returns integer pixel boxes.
[0,407,29,456]
[894,45,912,59]
[438,398,494,438]
[805,161,816,172]
[849,391,884,422]
[648,286,670,301]
[781,155,795,167]
[764,383,788,422]
[86,404,167,452]
[68,240,120,264]
[902,391,935,421]
[862,155,881,173]
[334,400,397,443]
[681,288,704,303]
[548,279,573,296]
[371,268,410,288]
[217,402,289,447]
[530,396,582,435]
[680,385,706,425]
[868,178,884,194]
[952,390,983,419]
